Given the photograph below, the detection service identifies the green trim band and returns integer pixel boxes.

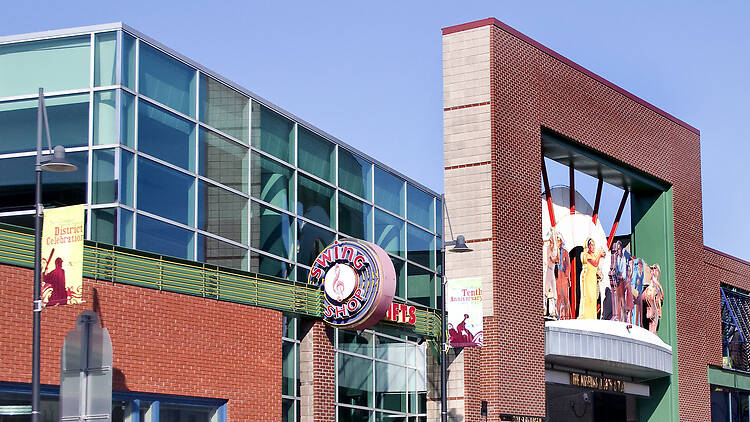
[0,224,441,338]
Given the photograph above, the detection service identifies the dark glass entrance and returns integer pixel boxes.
[547,383,637,422]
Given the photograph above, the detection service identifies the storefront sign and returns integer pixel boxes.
[309,240,395,330]
[499,415,544,422]
[385,302,416,325]
[41,204,84,307]
[569,372,625,393]
[446,277,483,347]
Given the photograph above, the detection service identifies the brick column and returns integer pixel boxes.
[299,320,336,422]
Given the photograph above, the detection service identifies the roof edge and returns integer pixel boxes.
[442,18,700,136]
[705,245,750,268]
[0,22,124,44]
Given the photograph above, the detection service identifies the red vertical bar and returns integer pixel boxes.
[607,190,629,248]
[569,164,575,214]
[592,178,603,223]
[541,157,556,227]
[569,261,576,319]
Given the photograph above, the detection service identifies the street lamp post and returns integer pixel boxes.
[31,87,78,422]
[440,194,473,422]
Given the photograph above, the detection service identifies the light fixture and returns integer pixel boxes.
[41,145,77,172]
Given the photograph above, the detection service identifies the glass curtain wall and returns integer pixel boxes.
[337,329,427,421]
[0,26,442,307]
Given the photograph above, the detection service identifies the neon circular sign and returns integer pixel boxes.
[308,240,396,330]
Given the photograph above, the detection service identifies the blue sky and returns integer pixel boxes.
[2,1,747,261]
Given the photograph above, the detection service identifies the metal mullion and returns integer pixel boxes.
[86,33,95,241]
[91,85,120,92]
[297,166,336,190]
[121,85,137,96]
[0,209,34,217]
[199,121,247,148]
[0,145,90,160]
[196,175,249,199]
[0,88,92,103]
[90,202,118,210]
[247,246,296,267]
[292,121,299,267]
[249,142,296,169]
[136,209,195,232]
[193,69,200,261]
[131,37,140,247]
[194,227,248,250]
[250,198,294,223]
[246,99,253,271]
[296,214,335,234]
[137,152,196,178]
[138,93,197,124]
[116,30,123,86]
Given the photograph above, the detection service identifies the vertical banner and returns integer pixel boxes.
[446,277,483,347]
[41,204,84,307]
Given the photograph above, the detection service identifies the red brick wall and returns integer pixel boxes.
[0,262,281,419]
[443,18,712,420]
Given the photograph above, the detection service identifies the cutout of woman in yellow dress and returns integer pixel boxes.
[579,237,606,319]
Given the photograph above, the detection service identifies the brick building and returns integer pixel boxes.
[0,17,747,422]
[441,18,750,422]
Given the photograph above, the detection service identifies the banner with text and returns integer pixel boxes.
[41,204,84,307]
[446,277,483,347]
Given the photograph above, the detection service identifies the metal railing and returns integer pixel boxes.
[0,224,441,338]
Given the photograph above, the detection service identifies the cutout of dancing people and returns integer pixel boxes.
[543,231,558,318]
[579,238,606,319]
[643,264,664,334]
[43,257,67,306]
[554,231,571,320]
[608,241,629,321]
[631,259,645,327]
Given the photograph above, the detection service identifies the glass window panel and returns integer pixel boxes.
[0,152,87,213]
[297,126,335,182]
[297,221,335,267]
[251,151,294,211]
[250,252,294,280]
[138,43,196,117]
[282,341,295,396]
[196,234,247,270]
[338,407,372,422]
[338,330,373,357]
[436,237,443,276]
[374,209,404,257]
[198,128,247,192]
[92,148,116,204]
[93,90,117,145]
[121,91,135,148]
[392,257,405,299]
[375,336,406,365]
[338,353,373,408]
[122,33,136,89]
[91,208,116,245]
[0,94,89,155]
[406,184,434,231]
[282,398,295,422]
[407,224,434,269]
[138,101,195,171]
[0,214,34,229]
[283,315,297,340]
[198,181,247,243]
[339,192,372,241]
[297,175,335,228]
[251,102,294,164]
[338,149,372,200]
[120,207,133,248]
[374,167,404,216]
[137,157,195,226]
[0,35,89,97]
[199,75,249,142]
[250,201,294,260]
[436,199,443,237]
[407,264,434,308]
[135,214,194,260]
[376,413,406,422]
[297,266,310,284]
[94,32,117,87]
[159,403,215,421]
[120,149,134,206]
[375,361,406,413]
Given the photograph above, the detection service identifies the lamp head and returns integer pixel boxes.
[41,145,77,172]
[449,235,473,253]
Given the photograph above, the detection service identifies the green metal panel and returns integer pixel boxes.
[0,224,441,339]
[633,188,679,421]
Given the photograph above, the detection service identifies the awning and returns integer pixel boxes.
[545,319,673,380]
